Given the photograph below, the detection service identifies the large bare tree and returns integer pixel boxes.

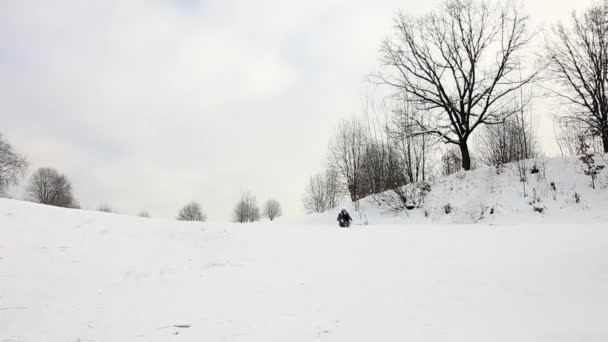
[377,0,538,170]
[0,133,28,196]
[27,167,78,208]
[545,1,608,152]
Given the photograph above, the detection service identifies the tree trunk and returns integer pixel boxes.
[603,131,608,153]
[459,141,472,171]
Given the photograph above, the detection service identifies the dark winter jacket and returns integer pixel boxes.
[337,211,352,223]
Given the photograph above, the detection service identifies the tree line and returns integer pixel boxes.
[304,0,608,213]
[0,133,282,222]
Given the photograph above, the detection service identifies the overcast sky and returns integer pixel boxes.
[0,0,595,220]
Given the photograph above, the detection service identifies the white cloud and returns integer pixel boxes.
[0,0,596,219]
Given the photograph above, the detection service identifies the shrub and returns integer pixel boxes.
[177,202,206,222]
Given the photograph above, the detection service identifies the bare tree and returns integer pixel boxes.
[233,192,261,223]
[138,210,151,218]
[177,201,206,221]
[478,115,538,167]
[324,168,341,210]
[554,116,603,156]
[302,168,341,214]
[0,133,28,196]
[369,101,437,211]
[361,140,400,195]
[388,100,436,184]
[97,203,113,213]
[545,1,608,152]
[377,0,538,170]
[359,105,399,196]
[27,167,78,208]
[441,147,463,176]
[263,198,282,221]
[579,136,605,189]
[329,117,368,207]
[303,173,327,214]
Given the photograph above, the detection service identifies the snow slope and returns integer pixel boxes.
[281,155,608,225]
[1,198,608,341]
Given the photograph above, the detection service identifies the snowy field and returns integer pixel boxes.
[1,198,607,341]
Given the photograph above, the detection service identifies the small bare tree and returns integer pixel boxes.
[97,203,113,213]
[579,137,605,189]
[441,147,462,176]
[545,1,608,152]
[27,167,78,208]
[554,116,604,156]
[329,117,368,207]
[361,140,401,195]
[177,201,206,221]
[263,198,282,221]
[324,168,341,209]
[0,133,28,196]
[369,100,436,211]
[478,116,538,167]
[377,0,538,170]
[138,210,151,218]
[388,100,435,184]
[302,169,341,214]
[233,192,261,223]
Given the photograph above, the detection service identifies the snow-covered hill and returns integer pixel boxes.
[1,195,608,341]
[281,155,608,225]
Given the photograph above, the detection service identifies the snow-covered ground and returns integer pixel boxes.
[282,155,608,225]
[1,196,607,341]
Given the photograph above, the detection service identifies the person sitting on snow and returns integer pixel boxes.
[337,209,352,228]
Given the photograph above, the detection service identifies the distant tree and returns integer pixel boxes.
[97,203,113,213]
[27,167,78,208]
[138,210,151,218]
[263,198,282,221]
[545,1,608,152]
[233,192,261,223]
[177,201,206,221]
[303,169,341,214]
[0,133,28,196]
[377,0,538,170]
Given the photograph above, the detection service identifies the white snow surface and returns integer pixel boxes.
[1,198,608,341]
[2,156,608,341]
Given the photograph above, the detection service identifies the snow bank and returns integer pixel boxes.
[280,155,608,225]
[1,197,607,341]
